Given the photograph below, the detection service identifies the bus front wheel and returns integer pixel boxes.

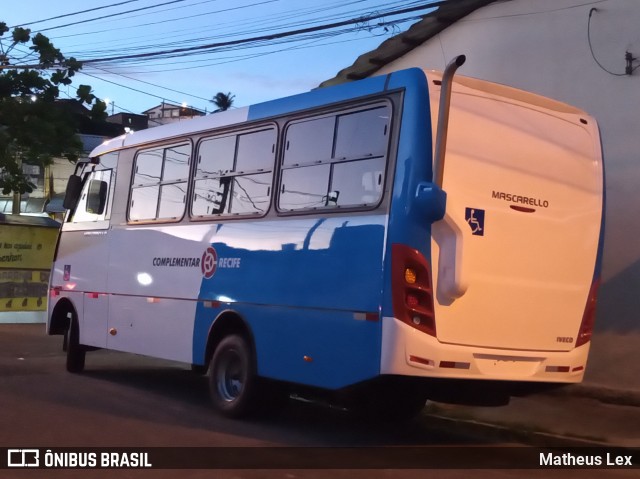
[65,316,86,373]
[208,334,258,418]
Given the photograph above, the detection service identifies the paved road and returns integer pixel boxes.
[0,324,636,479]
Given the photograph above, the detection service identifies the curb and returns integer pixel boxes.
[422,383,640,448]
[423,413,610,447]
[546,383,640,408]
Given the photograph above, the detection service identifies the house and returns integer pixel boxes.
[142,102,206,127]
[107,112,149,131]
[322,0,640,391]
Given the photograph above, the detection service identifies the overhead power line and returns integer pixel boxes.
[2,0,440,111]
[78,1,445,65]
[11,0,144,28]
[37,0,191,33]
[59,0,278,47]
[61,0,411,56]
[54,0,365,43]
[88,65,213,102]
[78,70,186,105]
[0,2,439,71]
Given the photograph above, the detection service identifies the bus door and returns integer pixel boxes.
[61,152,118,348]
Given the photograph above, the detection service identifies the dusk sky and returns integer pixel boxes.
[2,1,438,114]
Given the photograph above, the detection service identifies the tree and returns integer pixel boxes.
[0,22,106,199]
[210,92,235,112]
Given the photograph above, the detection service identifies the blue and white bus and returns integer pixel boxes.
[48,59,604,418]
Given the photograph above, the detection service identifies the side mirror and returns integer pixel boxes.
[62,175,83,210]
[86,179,108,215]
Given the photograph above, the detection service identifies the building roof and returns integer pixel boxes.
[319,0,495,88]
[142,102,205,116]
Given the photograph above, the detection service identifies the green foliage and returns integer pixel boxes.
[12,27,30,44]
[76,84,95,103]
[0,22,104,195]
[90,99,107,119]
[210,92,235,112]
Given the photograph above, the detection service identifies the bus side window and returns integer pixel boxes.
[86,179,108,215]
[191,128,275,218]
[330,159,385,206]
[279,104,390,212]
[129,143,191,222]
[334,107,389,159]
[283,117,333,167]
[280,164,331,210]
[230,130,274,215]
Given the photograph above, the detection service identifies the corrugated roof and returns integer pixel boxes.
[319,0,496,88]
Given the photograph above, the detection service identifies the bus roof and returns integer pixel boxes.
[89,69,426,158]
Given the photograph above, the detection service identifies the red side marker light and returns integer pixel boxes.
[545,366,570,373]
[439,361,470,370]
[409,355,434,367]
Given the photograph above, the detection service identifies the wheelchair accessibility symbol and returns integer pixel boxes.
[465,208,485,236]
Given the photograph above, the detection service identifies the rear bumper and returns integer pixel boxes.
[380,317,590,383]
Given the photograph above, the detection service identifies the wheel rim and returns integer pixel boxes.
[215,349,244,402]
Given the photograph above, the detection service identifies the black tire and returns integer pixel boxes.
[65,316,86,373]
[208,335,258,418]
[191,364,208,375]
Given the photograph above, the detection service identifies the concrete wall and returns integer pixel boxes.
[374,0,640,391]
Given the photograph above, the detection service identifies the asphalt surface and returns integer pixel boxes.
[0,323,637,479]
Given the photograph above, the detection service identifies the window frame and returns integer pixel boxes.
[276,100,392,216]
[189,124,278,221]
[122,96,395,225]
[127,141,193,224]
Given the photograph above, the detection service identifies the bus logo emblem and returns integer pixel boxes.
[201,247,218,279]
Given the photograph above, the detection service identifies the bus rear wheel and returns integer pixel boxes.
[208,334,258,418]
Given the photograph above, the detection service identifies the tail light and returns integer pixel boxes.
[576,279,600,347]
[391,244,436,336]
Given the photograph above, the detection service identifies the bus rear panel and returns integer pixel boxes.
[381,72,603,387]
